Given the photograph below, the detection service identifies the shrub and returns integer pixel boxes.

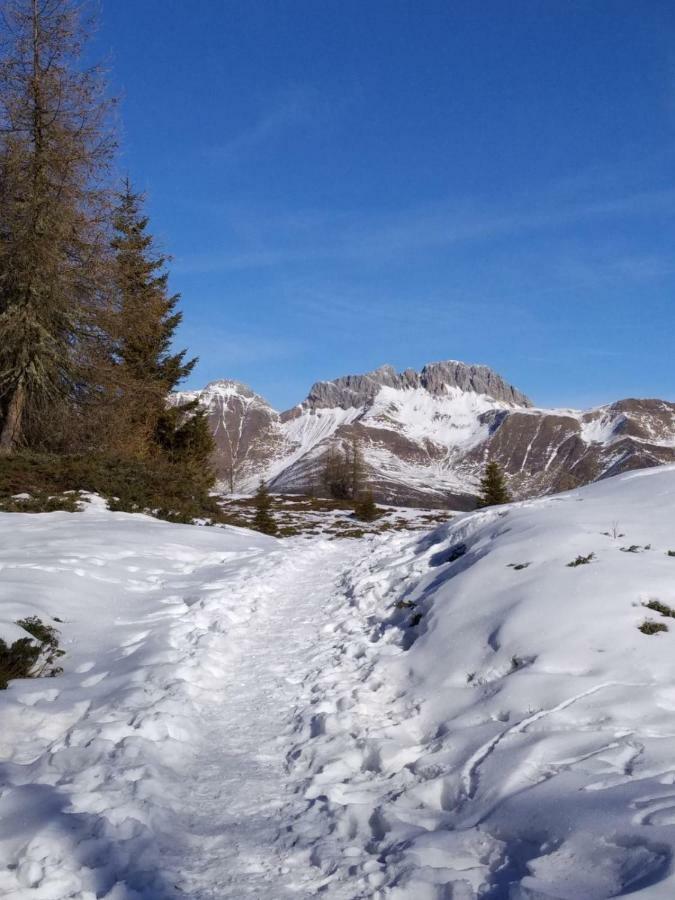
[0,638,40,689]
[508,563,530,571]
[667,551,675,558]
[644,600,675,618]
[0,617,65,689]
[0,452,220,524]
[639,620,669,636]
[567,553,595,567]
[353,491,379,522]
[0,492,80,513]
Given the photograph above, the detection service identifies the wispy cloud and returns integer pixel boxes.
[174,184,675,275]
[179,329,303,366]
[203,87,318,165]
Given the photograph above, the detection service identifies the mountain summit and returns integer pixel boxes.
[177,360,675,507]
[300,361,531,412]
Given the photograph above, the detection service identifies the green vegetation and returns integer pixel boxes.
[353,491,380,522]
[644,599,675,618]
[477,460,511,507]
[0,453,221,523]
[567,553,595,567]
[638,620,669,636]
[0,1,214,518]
[0,617,64,689]
[252,480,278,535]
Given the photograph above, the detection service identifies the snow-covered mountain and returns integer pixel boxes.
[177,361,675,507]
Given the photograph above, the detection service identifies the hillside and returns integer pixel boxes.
[287,463,675,897]
[177,361,675,507]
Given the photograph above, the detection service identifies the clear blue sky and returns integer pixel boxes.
[94,0,675,410]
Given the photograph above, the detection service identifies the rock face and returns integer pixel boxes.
[178,363,675,508]
[299,361,532,412]
[172,381,287,492]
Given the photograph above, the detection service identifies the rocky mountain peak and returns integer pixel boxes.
[301,360,531,411]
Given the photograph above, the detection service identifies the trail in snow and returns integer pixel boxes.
[161,541,361,898]
[6,469,675,899]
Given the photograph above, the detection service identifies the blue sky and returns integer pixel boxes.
[94,0,675,410]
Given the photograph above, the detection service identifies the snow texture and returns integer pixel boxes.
[3,468,675,897]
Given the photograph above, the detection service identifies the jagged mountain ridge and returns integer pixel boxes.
[175,360,675,508]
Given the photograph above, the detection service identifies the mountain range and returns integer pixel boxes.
[175,360,675,508]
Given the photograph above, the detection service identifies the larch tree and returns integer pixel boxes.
[347,432,364,500]
[0,0,115,452]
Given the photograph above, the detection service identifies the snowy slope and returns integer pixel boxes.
[284,465,675,897]
[284,466,675,900]
[6,469,675,898]
[0,499,279,898]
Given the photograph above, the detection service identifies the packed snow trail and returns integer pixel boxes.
[160,539,365,898]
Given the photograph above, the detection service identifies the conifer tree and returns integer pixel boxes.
[252,479,277,535]
[477,459,511,507]
[354,490,378,522]
[0,0,115,452]
[109,180,197,457]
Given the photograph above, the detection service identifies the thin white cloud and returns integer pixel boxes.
[204,87,317,164]
[174,185,675,274]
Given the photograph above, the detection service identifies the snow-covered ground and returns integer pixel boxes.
[3,468,675,898]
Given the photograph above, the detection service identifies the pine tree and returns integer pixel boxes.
[477,459,511,507]
[252,480,278,535]
[108,180,197,457]
[0,0,115,452]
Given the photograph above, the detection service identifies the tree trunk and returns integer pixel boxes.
[0,382,25,453]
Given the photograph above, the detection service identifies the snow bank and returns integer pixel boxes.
[0,499,274,899]
[288,465,675,898]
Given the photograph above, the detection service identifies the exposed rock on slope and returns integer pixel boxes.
[298,361,532,411]
[173,380,287,492]
[179,362,675,508]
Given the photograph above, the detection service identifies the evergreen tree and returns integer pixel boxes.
[354,490,379,522]
[252,479,277,535]
[109,180,197,457]
[477,459,511,507]
[0,0,115,452]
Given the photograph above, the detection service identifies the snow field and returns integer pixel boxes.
[0,498,280,898]
[4,467,675,898]
[283,466,675,898]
